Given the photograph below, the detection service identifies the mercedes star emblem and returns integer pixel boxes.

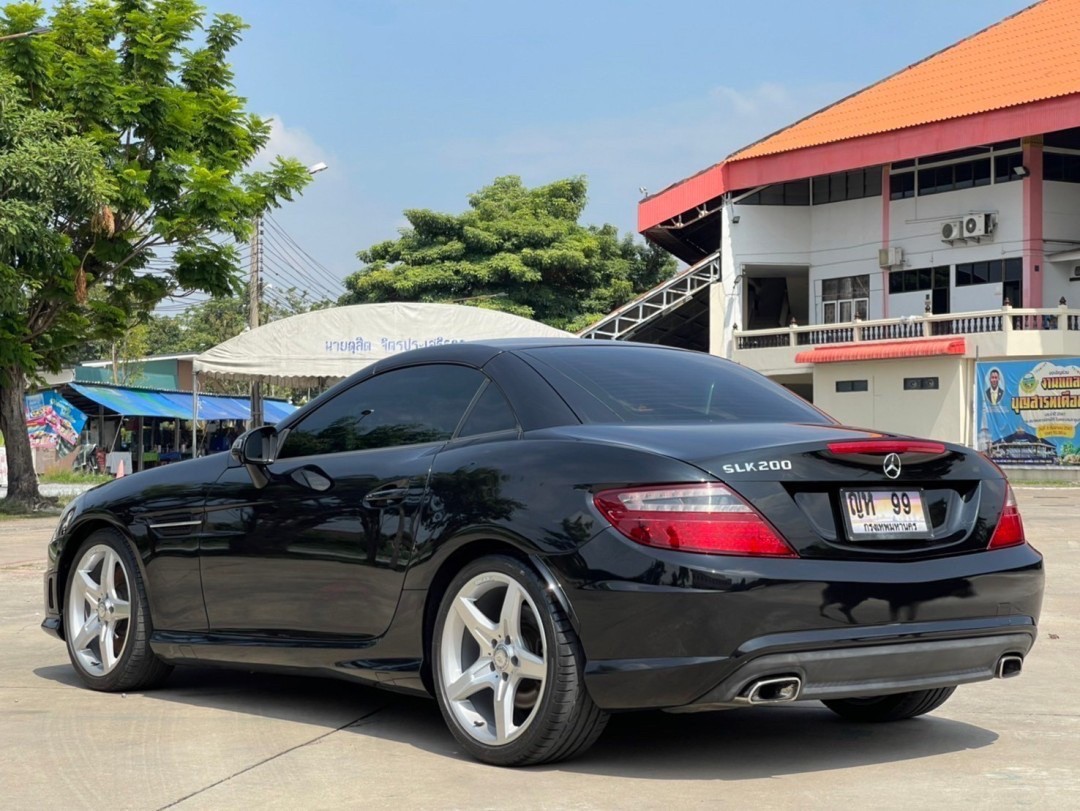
[883,452,902,479]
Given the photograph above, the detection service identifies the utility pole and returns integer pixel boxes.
[248,214,264,429]
[245,161,327,431]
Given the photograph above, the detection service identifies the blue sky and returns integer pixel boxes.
[199,0,1034,296]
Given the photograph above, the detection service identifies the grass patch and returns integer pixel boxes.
[0,498,63,519]
[38,470,112,485]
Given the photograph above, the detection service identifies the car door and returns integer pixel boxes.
[199,363,488,639]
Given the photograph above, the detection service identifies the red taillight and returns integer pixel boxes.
[988,484,1026,549]
[826,440,947,455]
[593,483,797,557]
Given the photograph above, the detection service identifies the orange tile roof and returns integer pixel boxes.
[730,0,1080,162]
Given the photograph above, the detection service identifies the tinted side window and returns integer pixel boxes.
[279,365,485,458]
[457,383,519,437]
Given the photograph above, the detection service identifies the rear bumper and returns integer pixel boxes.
[582,618,1036,710]
[671,628,1033,710]
[559,533,1044,711]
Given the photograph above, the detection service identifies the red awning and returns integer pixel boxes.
[795,337,967,364]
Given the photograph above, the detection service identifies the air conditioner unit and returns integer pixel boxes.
[941,220,964,241]
[964,213,995,238]
[878,246,903,268]
[1072,266,1080,280]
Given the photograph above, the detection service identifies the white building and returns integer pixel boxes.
[583,0,1080,454]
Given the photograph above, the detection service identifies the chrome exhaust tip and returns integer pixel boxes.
[996,654,1023,679]
[737,676,802,705]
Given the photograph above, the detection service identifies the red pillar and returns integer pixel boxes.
[1022,137,1043,308]
[882,164,891,318]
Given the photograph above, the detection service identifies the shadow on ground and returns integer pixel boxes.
[33,664,997,780]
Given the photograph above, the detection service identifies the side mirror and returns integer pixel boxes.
[232,425,279,466]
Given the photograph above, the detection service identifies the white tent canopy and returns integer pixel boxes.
[193,302,572,386]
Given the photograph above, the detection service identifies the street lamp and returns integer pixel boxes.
[248,160,329,428]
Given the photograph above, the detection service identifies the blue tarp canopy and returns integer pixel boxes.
[70,383,295,423]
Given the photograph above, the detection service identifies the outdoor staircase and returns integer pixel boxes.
[578,251,721,341]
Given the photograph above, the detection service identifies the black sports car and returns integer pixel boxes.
[43,340,1043,766]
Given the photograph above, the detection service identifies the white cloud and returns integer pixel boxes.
[255,114,330,171]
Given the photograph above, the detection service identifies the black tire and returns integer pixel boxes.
[823,687,956,722]
[432,555,608,766]
[63,529,172,692]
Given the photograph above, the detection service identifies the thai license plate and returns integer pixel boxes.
[840,489,929,539]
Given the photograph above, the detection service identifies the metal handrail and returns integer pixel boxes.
[578,251,721,341]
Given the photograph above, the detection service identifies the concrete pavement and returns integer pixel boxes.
[1,488,1077,809]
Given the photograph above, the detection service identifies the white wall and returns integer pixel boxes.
[813,356,969,443]
[809,198,885,321]
[889,289,933,318]
[889,181,1022,259]
[1043,181,1080,306]
[1044,180,1080,242]
[952,280,1005,312]
[729,179,1029,329]
[729,205,810,266]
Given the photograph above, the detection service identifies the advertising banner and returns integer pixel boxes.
[24,391,88,456]
[976,358,1080,467]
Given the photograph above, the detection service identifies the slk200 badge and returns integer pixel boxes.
[721,460,793,474]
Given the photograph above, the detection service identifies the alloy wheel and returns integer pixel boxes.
[66,544,132,677]
[438,572,548,745]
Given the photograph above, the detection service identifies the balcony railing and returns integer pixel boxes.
[734,306,1080,351]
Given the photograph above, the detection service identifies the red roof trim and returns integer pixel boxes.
[638,93,1080,234]
[794,337,967,364]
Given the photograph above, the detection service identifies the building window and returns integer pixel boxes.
[811,167,882,205]
[994,152,1024,183]
[821,274,869,323]
[1044,152,1080,184]
[738,179,811,205]
[889,172,915,200]
[955,258,1022,287]
[904,377,940,391]
[917,158,991,195]
[890,143,1019,200]
[889,266,949,295]
[836,380,869,393]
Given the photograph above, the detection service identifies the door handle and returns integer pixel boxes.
[363,486,408,508]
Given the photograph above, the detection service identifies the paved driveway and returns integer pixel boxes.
[1,488,1077,809]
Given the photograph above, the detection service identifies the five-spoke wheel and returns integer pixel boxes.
[67,544,132,677]
[63,530,171,691]
[439,571,548,746]
[432,555,607,766]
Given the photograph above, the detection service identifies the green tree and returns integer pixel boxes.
[340,175,676,331]
[0,1,311,509]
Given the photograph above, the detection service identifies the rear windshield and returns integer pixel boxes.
[521,345,831,425]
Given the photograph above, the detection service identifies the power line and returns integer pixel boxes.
[260,246,339,301]
[262,216,346,296]
[264,214,342,281]
[261,231,344,301]
[259,237,335,294]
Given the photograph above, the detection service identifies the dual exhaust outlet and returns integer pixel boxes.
[737,655,1022,706]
